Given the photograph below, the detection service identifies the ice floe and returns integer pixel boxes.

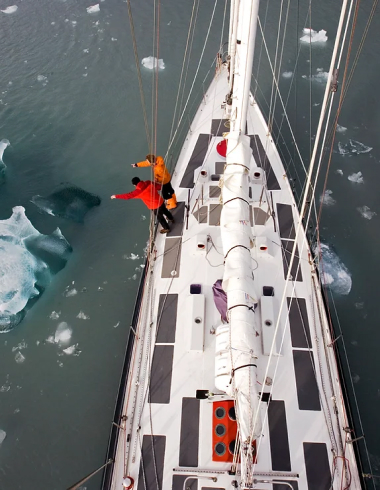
[15,352,25,363]
[49,311,60,320]
[63,344,81,356]
[357,205,376,220]
[124,253,139,260]
[0,207,72,332]
[338,139,372,156]
[141,56,165,70]
[336,169,343,175]
[32,184,101,222]
[302,68,328,84]
[87,4,99,13]
[65,288,77,297]
[300,28,328,43]
[282,71,293,79]
[0,430,6,445]
[12,341,27,352]
[54,322,72,344]
[1,5,18,14]
[320,189,336,206]
[77,311,90,320]
[314,243,352,295]
[348,172,363,183]
[336,125,347,133]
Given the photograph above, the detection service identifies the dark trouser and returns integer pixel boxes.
[154,202,173,229]
[162,181,174,200]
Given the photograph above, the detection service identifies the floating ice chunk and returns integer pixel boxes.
[72,21,77,26]
[113,321,120,328]
[83,48,89,53]
[348,172,363,183]
[141,56,165,70]
[0,430,6,444]
[338,141,349,155]
[111,37,117,41]
[49,311,60,320]
[282,71,293,79]
[314,243,352,295]
[357,205,376,220]
[141,215,146,221]
[1,5,18,14]
[300,28,328,43]
[12,341,27,352]
[336,125,347,133]
[51,21,55,25]
[54,322,72,344]
[302,68,328,84]
[355,302,364,309]
[320,189,336,206]
[131,274,137,280]
[77,311,90,320]
[15,352,25,363]
[0,139,10,162]
[37,75,48,83]
[65,288,77,297]
[336,169,343,175]
[349,139,372,154]
[63,344,81,356]
[87,4,99,13]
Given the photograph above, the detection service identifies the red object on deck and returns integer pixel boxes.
[212,400,237,462]
[216,139,227,157]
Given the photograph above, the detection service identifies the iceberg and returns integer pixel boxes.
[87,4,99,13]
[314,243,352,295]
[1,5,18,14]
[0,207,72,332]
[141,56,165,70]
[300,28,328,43]
[31,183,101,223]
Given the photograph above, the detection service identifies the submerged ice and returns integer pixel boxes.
[0,207,72,332]
[141,56,165,70]
[314,243,352,295]
[31,183,101,223]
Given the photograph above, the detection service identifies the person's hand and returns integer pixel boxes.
[131,163,137,167]
[111,195,116,199]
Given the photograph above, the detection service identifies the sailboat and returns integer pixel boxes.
[99,1,374,489]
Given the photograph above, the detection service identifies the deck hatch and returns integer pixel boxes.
[277,203,295,239]
[156,294,178,343]
[303,442,331,490]
[211,118,229,136]
[281,240,303,282]
[172,475,198,490]
[149,345,174,404]
[167,202,185,237]
[287,297,312,348]
[161,237,182,278]
[209,185,221,198]
[268,400,291,471]
[273,482,299,490]
[249,135,280,190]
[193,205,208,224]
[209,204,222,226]
[179,134,210,188]
[215,161,225,174]
[137,435,166,490]
[179,397,200,467]
[293,350,321,411]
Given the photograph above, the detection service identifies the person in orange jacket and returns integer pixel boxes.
[111,177,174,234]
[131,154,177,210]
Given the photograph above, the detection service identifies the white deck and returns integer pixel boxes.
[109,66,362,490]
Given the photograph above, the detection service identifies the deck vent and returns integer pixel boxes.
[199,169,209,183]
[215,407,225,419]
[215,442,226,456]
[253,171,261,179]
[215,424,226,436]
[263,286,274,296]
[190,284,202,294]
[196,389,209,399]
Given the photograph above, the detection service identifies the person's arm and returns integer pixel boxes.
[110,188,142,200]
[131,160,151,168]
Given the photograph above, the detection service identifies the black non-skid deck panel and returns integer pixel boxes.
[215,161,225,174]
[172,475,198,490]
[167,202,185,237]
[193,205,208,224]
[209,204,222,226]
[277,203,295,239]
[268,400,291,471]
[287,297,312,348]
[137,435,166,490]
[211,118,230,136]
[149,345,174,404]
[202,488,225,490]
[249,135,280,190]
[179,397,200,467]
[179,134,210,188]
[209,185,221,198]
[293,350,321,411]
[161,237,182,278]
[303,442,331,490]
[156,294,178,343]
[273,482,298,490]
[281,240,303,282]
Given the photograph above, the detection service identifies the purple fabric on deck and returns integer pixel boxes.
[212,279,228,322]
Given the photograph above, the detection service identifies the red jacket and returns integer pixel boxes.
[114,181,163,210]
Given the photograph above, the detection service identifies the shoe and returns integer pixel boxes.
[160,228,170,234]
[168,218,175,224]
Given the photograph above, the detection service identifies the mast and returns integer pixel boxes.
[221,0,261,485]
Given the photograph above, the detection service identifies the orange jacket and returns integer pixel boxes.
[114,181,163,210]
[136,156,171,185]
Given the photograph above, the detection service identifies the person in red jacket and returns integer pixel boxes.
[111,177,174,234]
